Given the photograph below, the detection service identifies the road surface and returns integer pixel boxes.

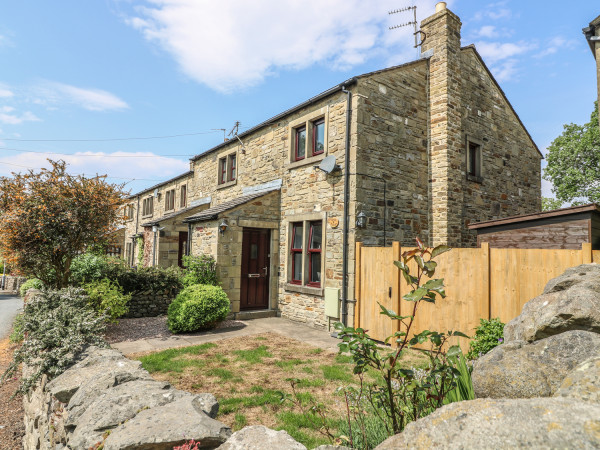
[0,293,22,339]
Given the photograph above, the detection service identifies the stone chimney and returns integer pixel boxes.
[420,2,464,246]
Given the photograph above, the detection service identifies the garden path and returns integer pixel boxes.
[112,317,341,355]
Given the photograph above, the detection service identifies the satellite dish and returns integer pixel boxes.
[316,155,341,174]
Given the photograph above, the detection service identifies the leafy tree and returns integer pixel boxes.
[541,197,563,211]
[543,102,600,205]
[0,160,125,288]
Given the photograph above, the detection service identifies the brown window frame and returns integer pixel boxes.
[290,222,303,285]
[218,157,227,184]
[180,185,187,208]
[142,197,154,216]
[229,154,237,181]
[312,119,325,156]
[467,140,483,181]
[294,126,306,161]
[165,189,175,211]
[307,221,322,287]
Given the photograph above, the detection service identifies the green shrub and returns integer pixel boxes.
[69,252,183,296]
[467,318,505,360]
[1,287,108,394]
[19,278,44,297]
[9,313,25,343]
[167,284,230,333]
[182,255,219,287]
[84,278,131,322]
[444,350,474,404]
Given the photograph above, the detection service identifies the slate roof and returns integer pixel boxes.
[141,202,209,227]
[183,188,279,223]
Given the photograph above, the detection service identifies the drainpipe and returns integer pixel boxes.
[152,225,158,267]
[187,222,193,256]
[341,86,352,327]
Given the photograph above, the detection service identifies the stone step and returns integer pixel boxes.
[232,310,279,320]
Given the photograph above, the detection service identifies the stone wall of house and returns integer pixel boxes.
[457,48,542,246]
[354,61,430,247]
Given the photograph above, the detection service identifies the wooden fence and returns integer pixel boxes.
[354,242,597,346]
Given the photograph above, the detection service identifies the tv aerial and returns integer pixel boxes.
[389,5,426,49]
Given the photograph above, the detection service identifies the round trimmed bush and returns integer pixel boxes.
[167,284,230,333]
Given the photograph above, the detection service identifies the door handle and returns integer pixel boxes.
[389,287,392,298]
[263,267,268,277]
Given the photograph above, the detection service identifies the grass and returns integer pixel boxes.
[133,332,427,449]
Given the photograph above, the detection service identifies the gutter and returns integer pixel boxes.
[341,85,353,327]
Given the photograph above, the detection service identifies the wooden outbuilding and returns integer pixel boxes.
[468,204,600,249]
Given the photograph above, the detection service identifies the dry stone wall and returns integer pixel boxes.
[0,275,26,292]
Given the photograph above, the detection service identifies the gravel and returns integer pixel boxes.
[104,316,246,344]
[0,338,25,449]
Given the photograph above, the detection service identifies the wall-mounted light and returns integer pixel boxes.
[219,219,229,235]
[356,211,367,228]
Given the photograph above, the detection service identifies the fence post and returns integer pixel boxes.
[392,242,401,347]
[582,243,592,264]
[481,242,491,320]
[354,242,363,329]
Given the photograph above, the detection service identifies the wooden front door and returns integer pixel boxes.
[240,228,270,310]
[178,231,188,267]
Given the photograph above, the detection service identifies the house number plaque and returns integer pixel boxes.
[328,217,339,228]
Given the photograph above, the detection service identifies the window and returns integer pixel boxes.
[126,242,133,266]
[290,223,303,284]
[312,119,325,156]
[294,126,306,161]
[290,113,327,164]
[180,185,187,208]
[307,221,322,286]
[229,154,236,181]
[142,197,154,216]
[165,189,175,211]
[467,141,482,180]
[289,219,324,288]
[124,204,134,220]
[218,153,237,185]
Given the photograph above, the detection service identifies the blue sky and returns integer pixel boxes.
[0,0,598,198]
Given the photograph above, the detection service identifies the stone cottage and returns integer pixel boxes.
[584,12,600,128]
[122,3,542,330]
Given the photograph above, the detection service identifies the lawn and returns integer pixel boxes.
[133,332,427,449]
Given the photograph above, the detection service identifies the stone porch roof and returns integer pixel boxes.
[183,188,279,223]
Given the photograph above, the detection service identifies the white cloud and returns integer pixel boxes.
[34,82,129,111]
[475,41,537,64]
[472,1,512,21]
[0,88,14,98]
[476,25,496,38]
[124,0,440,93]
[0,151,189,184]
[535,36,576,58]
[0,108,40,125]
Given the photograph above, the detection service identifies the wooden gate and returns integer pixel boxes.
[355,242,595,346]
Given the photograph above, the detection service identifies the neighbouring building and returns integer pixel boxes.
[122,2,542,330]
[469,203,600,249]
[584,13,600,128]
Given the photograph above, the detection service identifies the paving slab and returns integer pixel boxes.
[112,317,341,355]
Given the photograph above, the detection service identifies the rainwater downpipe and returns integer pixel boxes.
[187,222,193,256]
[341,86,352,327]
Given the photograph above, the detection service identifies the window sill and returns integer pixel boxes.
[141,214,153,218]
[284,283,323,296]
[217,179,237,190]
[287,153,325,171]
[467,174,483,184]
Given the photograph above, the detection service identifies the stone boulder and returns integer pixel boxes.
[218,426,306,450]
[374,398,600,449]
[504,264,600,343]
[103,396,232,450]
[554,355,600,403]
[472,330,600,398]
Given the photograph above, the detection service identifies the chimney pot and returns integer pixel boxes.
[435,2,447,13]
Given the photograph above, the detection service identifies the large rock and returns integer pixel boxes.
[103,395,232,449]
[47,346,141,403]
[554,355,600,403]
[472,330,600,398]
[217,426,306,450]
[504,264,600,343]
[68,380,187,449]
[374,397,600,449]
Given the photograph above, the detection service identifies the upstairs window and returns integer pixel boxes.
[218,153,238,185]
[467,140,482,181]
[142,197,154,216]
[124,204,134,220]
[295,126,306,161]
[165,189,175,211]
[312,119,325,156]
[180,185,187,208]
